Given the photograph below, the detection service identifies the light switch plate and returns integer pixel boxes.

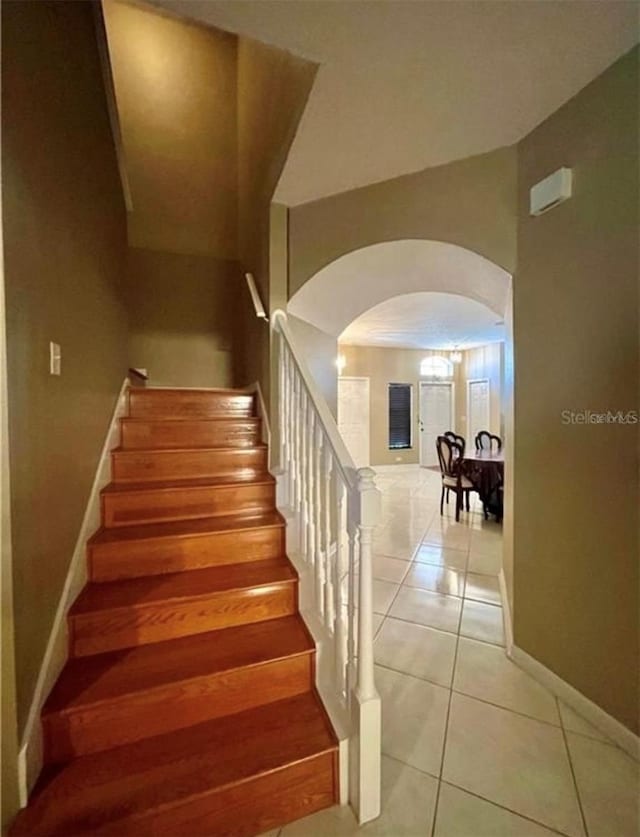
[49,342,61,376]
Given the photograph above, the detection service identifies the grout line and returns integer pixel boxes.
[429,536,469,837]
[438,778,575,837]
[557,696,590,837]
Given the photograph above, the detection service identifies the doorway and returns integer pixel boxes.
[337,376,370,467]
[419,381,454,467]
[467,378,490,445]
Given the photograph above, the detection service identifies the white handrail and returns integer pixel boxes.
[245,272,268,321]
[271,308,381,825]
[271,310,356,489]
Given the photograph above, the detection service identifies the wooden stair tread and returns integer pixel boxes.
[44,615,313,713]
[112,444,267,453]
[88,510,284,546]
[121,416,261,424]
[70,558,296,614]
[102,473,275,493]
[17,692,336,835]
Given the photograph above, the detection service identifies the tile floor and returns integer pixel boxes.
[266,466,639,837]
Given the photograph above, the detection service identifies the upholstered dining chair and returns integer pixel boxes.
[475,431,502,453]
[436,435,476,522]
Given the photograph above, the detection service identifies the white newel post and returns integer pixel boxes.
[350,467,382,824]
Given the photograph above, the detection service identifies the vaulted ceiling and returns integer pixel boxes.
[153,0,638,205]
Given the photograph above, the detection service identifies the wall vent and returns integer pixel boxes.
[530,167,573,216]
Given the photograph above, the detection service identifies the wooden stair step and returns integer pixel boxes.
[12,692,338,837]
[120,416,262,450]
[69,558,298,656]
[129,388,255,420]
[111,445,268,483]
[101,474,276,528]
[88,511,285,580]
[43,615,315,762]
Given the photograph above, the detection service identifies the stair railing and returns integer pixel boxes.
[270,309,381,824]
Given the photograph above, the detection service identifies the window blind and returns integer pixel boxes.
[388,383,412,449]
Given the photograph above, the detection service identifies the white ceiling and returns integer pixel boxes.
[339,292,504,350]
[153,0,638,205]
[287,239,511,336]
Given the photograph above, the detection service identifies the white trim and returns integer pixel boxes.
[418,380,455,467]
[508,644,639,761]
[498,568,513,655]
[17,377,130,803]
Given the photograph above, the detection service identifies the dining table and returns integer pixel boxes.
[460,449,504,520]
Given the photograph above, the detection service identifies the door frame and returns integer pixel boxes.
[337,375,371,467]
[466,377,491,442]
[418,380,455,467]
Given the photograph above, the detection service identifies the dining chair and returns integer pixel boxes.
[475,431,502,453]
[443,431,465,503]
[436,435,476,522]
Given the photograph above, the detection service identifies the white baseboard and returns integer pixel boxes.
[498,568,513,655]
[17,377,130,804]
[508,644,639,761]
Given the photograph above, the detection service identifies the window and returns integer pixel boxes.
[388,383,412,449]
[420,355,454,378]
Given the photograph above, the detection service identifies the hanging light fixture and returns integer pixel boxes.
[451,347,462,364]
[336,353,346,374]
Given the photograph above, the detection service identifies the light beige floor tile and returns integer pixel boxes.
[467,551,503,576]
[373,554,411,583]
[361,755,439,835]
[434,782,558,836]
[424,530,472,551]
[464,572,502,605]
[375,616,457,686]
[376,665,449,775]
[280,804,357,836]
[257,830,282,837]
[372,535,421,561]
[413,543,468,571]
[443,693,585,837]
[404,563,466,597]
[469,530,503,557]
[557,702,610,744]
[389,586,462,634]
[373,612,385,637]
[373,579,400,615]
[567,732,639,837]
[453,637,560,724]
[459,599,505,645]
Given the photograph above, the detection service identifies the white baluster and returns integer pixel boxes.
[286,350,296,509]
[323,441,334,630]
[299,390,309,556]
[306,405,316,569]
[334,476,347,698]
[313,423,324,618]
[346,501,358,707]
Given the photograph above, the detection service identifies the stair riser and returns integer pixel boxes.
[70,582,297,657]
[129,391,254,420]
[97,751,337,837]
[102,482,276,528]
[112,448,268,484]
[120,419,261,450]
[43,654,314,763]
[89,525,285,581]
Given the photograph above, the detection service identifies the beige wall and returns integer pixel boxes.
[103,0,238,259]
[289,145,517,296]
[234,38,316,401]
[289,315,338,416]
[514,46,639,733]
[126,248,237,388]
[341,344,503,465]
[2,0,129,735]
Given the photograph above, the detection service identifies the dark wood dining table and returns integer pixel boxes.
[460,449,504,520]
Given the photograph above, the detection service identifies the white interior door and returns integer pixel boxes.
[338,377,370,467]
[419,382,453,466]
[468,379,491,444]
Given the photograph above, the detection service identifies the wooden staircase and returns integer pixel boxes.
[12,388,338,836]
